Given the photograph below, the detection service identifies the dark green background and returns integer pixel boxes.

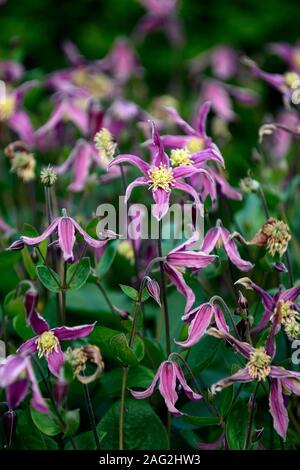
[0,0,300,89]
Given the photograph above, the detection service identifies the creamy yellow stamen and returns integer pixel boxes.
[185,137,205,153]
[170,148,191,167]
[36,331,59,358]
[284,71,300,88]
[247,347,271,381]
[263,219,291,257]
[94,128,117,165]
[117,240,135,265]
[148,164,174,192]
[0,95,15,121]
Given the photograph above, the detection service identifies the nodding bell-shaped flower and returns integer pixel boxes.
[131,359,202,416]
[208,327,300,441]
[8,209,117,262]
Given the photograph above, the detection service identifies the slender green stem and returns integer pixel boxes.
[96,280,116,315]
[257,185,270,219]
[119,366,128,450]
[243,381,260,450]
[82,382,101,450]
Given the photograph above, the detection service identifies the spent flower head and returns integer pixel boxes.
[40,165,57,187]
[94,127,117,164]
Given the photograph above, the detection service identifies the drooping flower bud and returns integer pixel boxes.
[40,165,57,187]
[274,261,288,273]
[238,290,248,310]
[3,410,17,448]
[7,239,24,251]
[114,306,131,320]
[146,278,161,306]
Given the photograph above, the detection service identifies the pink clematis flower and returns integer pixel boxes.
[134,0,184,47]
[131,359,202,416]
[161,101,224,165]
[17,303,96,376]
[176,302,229,348]
[163,232,216,313]
[208,327,300,440]
[189,46,238,81]
[0,80,37,145]
[9,211,116,262]
[244,57,300,103]
[236,277,300,341]
[0,354,48,413]
[109,122,208,220]
[96,37,143,83]
[201,220,253,272]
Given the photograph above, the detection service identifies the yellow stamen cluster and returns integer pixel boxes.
[170,148,192,167]
[185,137,205,153]
[239,177,260,193]
[275,300,300,340]
[36,331,59,358]
[72,69,113,98]
[262,219,291,257]
[117,240,135,265]
[0,95,15,121]
[284,71,300,88]
[148,164,175,192]
[40,165,57,187]
[64,346,88,378]
[94,128,117,165]
[247,347,271,381]
[10,151,36,182]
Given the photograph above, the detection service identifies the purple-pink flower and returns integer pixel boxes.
[0,354,48,413]
[17,302,96,376]
[208,327,300,440]
[109,122,208,220]
[9,212,116,262]
[202,220,253,272]
[163,232,216,313]
[176,302,229,348]
[131,359,202,416]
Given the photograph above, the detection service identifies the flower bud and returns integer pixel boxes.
[274,261,288,273]
[3,410,17,448]
[8,238,24,251]
[114,306,130,320]
[238,290,248,310]
[146,278,161,306]
[40,165,57,187]
[53,376,68,409]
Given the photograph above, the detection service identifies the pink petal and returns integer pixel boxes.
[211,367,253,393]
[17,337,38,355]
[124,176,148,203]
[71,217,116,249]
[26,358,49,413]
[0,356,27,387]
[9,110,34,145]
[6,379,29,409]
[159,362,182,416]
[22,218,60,246]
[176,303,214,347]
[131,363,163,399]
[214,306,229,333]
[46,344,65,377]
[152,188,170,221]
[195,101,211,137]
[150,121,169,167]
[173,180,201,206]
[52,322,96,341]
[174,363,202,400]
[69,142,92,192]
[166,250,215,269]
[164,262,195,314]
[109,154,150,175]
[221,227,253,272]
[164,106,197,136]
[269,379,289,440]
[58,217,75,262]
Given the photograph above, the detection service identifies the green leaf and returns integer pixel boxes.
[226,400,249,450]
[97,240,119,278]
[90,325,144,366]
[22,246,36,279]
[30,401,61,436]
[3,290,25,318]
[0,251,20,291]
[65,429,106,450]
[119,284,149,302]
[98,399,169,450]
[15,410,48,449]
[36,264,61,293]
[13,312,35,340]
[67,257,90,291]
[182,415,220,427]
[63,409,80,437]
